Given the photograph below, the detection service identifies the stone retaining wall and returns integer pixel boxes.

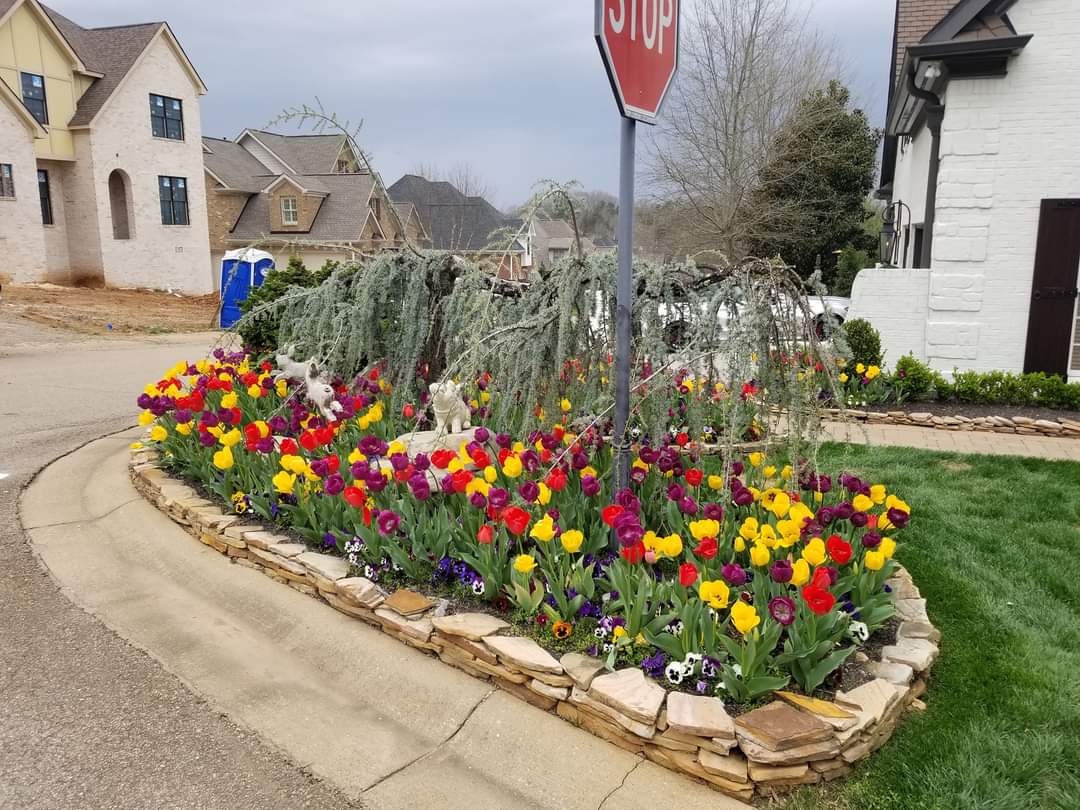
[128,447,938,802]
[823,408,1080,438]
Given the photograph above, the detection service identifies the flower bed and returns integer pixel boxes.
[132,351,939,798]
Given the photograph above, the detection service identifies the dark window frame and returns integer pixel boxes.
[38,169,53,225]
[0,164,13,198]
[149,94,184,141]
[158,175,189,226]
[21,72,48,126]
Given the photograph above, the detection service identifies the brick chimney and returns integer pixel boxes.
[891,0,958,86]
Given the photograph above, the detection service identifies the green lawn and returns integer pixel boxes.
[781,444,1080,810]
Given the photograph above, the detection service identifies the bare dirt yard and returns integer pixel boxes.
[1,283,219,335]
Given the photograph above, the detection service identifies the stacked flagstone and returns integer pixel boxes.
[821,407,1080,438]
[129,446,939,801]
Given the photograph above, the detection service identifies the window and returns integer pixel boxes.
[911,225,925,269]
[21,72,48,125]
[370,196,381,220]
[150,94,184,140]
[158,176,189,225]
[38,169,53,224]
[281,196,298,225]
[0,164,13,198]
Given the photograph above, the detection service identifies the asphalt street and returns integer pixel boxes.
[0,315,358,810]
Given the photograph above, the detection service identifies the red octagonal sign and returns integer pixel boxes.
[595,0,680,124]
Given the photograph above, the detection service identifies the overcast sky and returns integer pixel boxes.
[58,0,895,208]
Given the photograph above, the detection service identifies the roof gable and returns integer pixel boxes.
[1,0,91,74]
[387,174,517,252]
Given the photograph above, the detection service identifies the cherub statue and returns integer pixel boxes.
[429,380,471,434]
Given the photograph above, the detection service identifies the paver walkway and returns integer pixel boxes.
[823,420,1080,461]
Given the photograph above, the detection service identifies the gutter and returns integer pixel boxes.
[906,64,945,269]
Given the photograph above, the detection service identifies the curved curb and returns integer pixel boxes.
[129,445,938,803]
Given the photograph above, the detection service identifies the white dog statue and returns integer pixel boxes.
[274,349,317,383]
[429,380,471,434]
[274,350,342,423]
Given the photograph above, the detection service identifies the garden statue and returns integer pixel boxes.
[273,348,317,384]
[429,380,471,434]
[274,349,342,423]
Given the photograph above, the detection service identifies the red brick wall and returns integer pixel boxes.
[893,0,958,84]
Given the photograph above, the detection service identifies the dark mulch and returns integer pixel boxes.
[900,400,1080,423]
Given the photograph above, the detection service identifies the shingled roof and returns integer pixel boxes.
[202,137,271,193]
[244,130,353,175]
[387,174,517,253]
[228,173,377,242]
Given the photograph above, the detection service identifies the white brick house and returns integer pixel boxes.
[0,0,211,293]
[851,0,1080,381]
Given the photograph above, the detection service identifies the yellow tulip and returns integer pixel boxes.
[707,475,723,490]
[530,515,555,543]
[272,470,297,494]
[480,391,491,403]
[864,550,885,571]
[764,465,777,478]
[176,422,192,436]
[855,363,866,374]
[885,495,911,515]
[699,580,730,609]
[149,425,168,442]
[387,440,407,456]
[465,477,490,498]
[483,466,497,484]
[659,533,683,558]
[739,517,759,541]
[280,455,307,474]
[791,558,811,586]
[758,524,778,548]
[213,446,234,470]
[536,482,552,505]
[348,448,366,464]
[560,398,571,413]
[129,441,144,450]
[730,601,761,636]
[690,519,721,541]
[852,493,874,513]
[734,536,746,553]
[582,465,600,478]
[802,537,826,566]
[765,489,791,518]
[748,452,764,468]
[221,392,238,409]
[788,502,814,525]
[448,457,464,474]
[513,554,536,574]
[276,379,288,397]
[870,484,887,504]
[750,543,770,567]
[561,529,584,553]
[502,455,523,478]
[247,384,262,398]
[138,411,155,426]
[781,465,793,481]
[220,428,242,447]
[881,537,896,559]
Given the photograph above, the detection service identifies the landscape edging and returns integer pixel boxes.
[128,447,938,802]
[822,408,1080,438]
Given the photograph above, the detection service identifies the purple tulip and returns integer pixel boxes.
[850,511,869,528]
[613,512,644,548]
[488,487,510,510]
[639,445,659,464]
[474,427,490,442]
[390,452,410,472]
[413,453,430,471]
[365,469,388,492]
[679,496,699,516]
[733,488,754,507]
[629,466,647,484]
[615,488,640,513]
[256,436,275,454]
[703,503,724,521]
[571,452,589,471]
[495,432,512,449]
[440,473,455,494]
[731,461,744,476]
[666,483,685,502]
[770,559,793,583]
[835,501,854,520]
[520,450,541,473]
[769,596,797,626]
[581,475,601,497]
[351,460,370,479]
[174,409,192,424]
[887,507,910,528]
[721,563,747,586]
[324,473,345,496]
[469,491,487,509]
[137,393,153,409]
[310,458,330,478]
[358,435,388,457]
[377,510,401,535]
[198,431,216,448]
[862,530,882,549]
[517,480,540,503]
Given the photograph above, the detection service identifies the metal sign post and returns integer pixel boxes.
[594,0,681,502]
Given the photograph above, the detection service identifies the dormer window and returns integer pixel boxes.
[21,73,48,125]
[281,196,298,225]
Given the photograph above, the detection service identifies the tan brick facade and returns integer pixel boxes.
[205,179,249,252]
[268,184,324,233]
[893,0,959,85]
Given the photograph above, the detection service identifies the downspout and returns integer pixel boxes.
[907,63,945,268]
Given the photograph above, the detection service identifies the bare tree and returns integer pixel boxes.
[410,161,494,200]
[647,0,837,258]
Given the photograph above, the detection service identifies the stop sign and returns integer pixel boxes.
[595,0,680,124]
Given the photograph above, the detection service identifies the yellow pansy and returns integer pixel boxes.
[802,537,826,566]
[864,550,885,571]
[612,625,627,640]
[138,410,155,426]
[699,580,730,609]
[748,452,765,468]
[560,529,584,553]
[149,425,168,442]
[502,455,523,478]
[690,519,721,541]
[221,392,238,409]
[213,446,234,470]
[272,470,297,494]
[750,543,771,567]
[530,515,555,543]
[513,554,536,574]
[730,601,761,636]
[658,533,683,559]
[852,493,874,513]
[791,558,811,586]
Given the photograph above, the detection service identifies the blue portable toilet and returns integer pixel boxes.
[219,249,275,328]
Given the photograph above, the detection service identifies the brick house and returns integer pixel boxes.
[852,0,1080,381]
[0,0,211,292]
[203,130,427,274]
[387,174,529,280]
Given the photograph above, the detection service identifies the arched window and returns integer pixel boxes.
[108,169,133,239]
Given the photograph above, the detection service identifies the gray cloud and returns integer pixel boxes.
[57,0,894,207]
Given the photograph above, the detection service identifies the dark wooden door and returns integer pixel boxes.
[1023,199,1080,376]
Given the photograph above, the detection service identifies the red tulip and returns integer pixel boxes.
[801,584,836,615]
[679,563,699,587]
[279,438,298,456]
[601,505,625,527]
[299,431,318,452]
[470,447,491,469]
[545,467,568,492]
[811,567,833,590]
[451,469,472,493]
[675,432,689,447]
[501,506,531,536]
[315,426,335,445]
[343,485,365,509]
[621,540,646,564]
[477,524,494,545]
[693,536,718,560]
[685,468,703,487]
[826,534,853,565]
[402,403,415,419]
[431,449,455,469]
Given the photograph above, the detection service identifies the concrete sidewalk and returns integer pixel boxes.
[22,431,748,810]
